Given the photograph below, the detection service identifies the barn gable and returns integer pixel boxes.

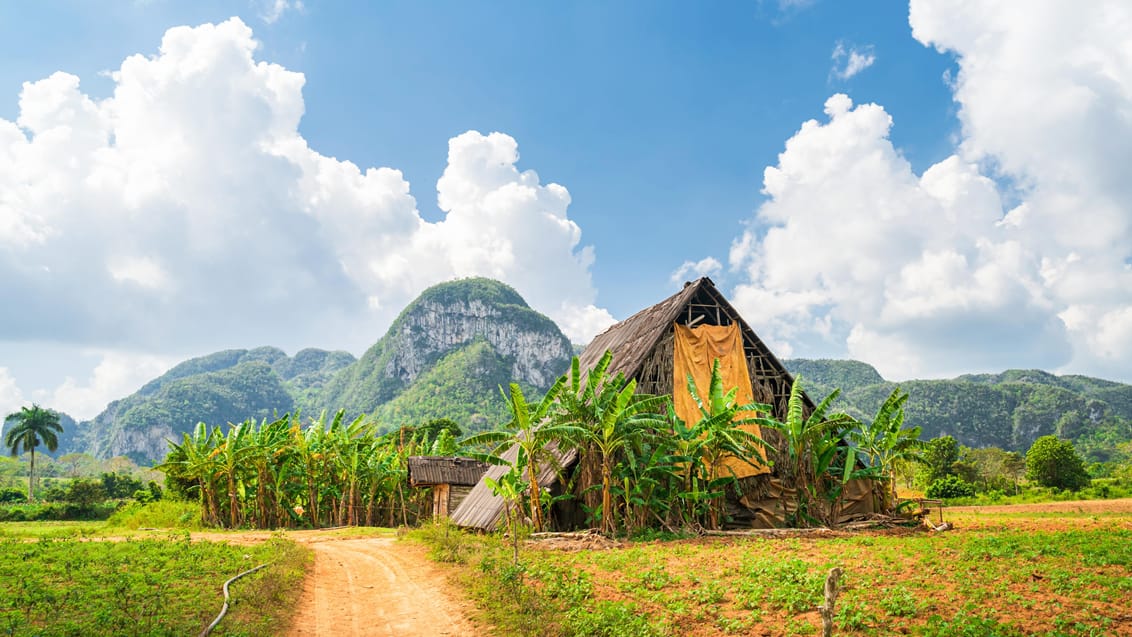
[578,277,813,416]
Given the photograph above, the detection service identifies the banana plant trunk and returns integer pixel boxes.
[526,460,544,532]
[601,458,613,534]
[227,471,239,528]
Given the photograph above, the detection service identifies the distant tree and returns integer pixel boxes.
[101,472,145,499]
[58,452,99,478]
[428,429,459,456]
[4,404,63,501]
[63,479,106,508]
[920,435,960,484]
[951,457,980,486]
[1025,435,1090,491]
[416,418,463,447]
[963,447,1027,494]
[1002,451,1026,493]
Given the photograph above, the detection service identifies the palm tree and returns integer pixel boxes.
[4,404,64,501]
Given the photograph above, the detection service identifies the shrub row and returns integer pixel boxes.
[0,501,118,522]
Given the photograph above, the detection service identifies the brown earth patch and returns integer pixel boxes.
[185,529,481,636]
[284,535,480,636]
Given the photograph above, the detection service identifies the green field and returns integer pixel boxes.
[417,500,1132,637]
[0,525,309,636]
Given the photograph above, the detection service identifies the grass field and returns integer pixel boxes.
[418,499,1132,637]
[0,523,310,636]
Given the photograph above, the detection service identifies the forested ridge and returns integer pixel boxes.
[19,282,1132,465]
[785,359,1132,462]
[40,278,571,462]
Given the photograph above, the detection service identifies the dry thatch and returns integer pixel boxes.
[448,441,577,531]
[407,456,490,487]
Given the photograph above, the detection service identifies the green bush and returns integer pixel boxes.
[0,501,116,522]
[107,500,202,530]
[926,475,976,499]
[566,600,666,637]
[0,487,24,504]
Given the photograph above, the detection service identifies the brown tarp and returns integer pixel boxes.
[672,322,770,479]
[728,477,880,529]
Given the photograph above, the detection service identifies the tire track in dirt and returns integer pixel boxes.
[286,536,478,637]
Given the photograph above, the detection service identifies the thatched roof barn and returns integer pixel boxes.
[576,277,814,417]
[407,456,490,518]
[450,277,876,530]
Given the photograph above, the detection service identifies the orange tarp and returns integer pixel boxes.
[672,322,769,479]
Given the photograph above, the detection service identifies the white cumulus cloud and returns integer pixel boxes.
[831,41,876,81]
[728,0,1132,382]
[0,369,28,421]
[670,257,723,285]
[0,17,613,415]
[909,0,1132,379]
[730,94,1069,380]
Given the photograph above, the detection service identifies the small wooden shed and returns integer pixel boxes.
[407,456,490,518]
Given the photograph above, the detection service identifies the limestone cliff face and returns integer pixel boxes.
[384,297,570,389]
[103,423,175,464]
[316,277,574,421]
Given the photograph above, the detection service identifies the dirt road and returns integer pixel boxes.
[283,533,479,637]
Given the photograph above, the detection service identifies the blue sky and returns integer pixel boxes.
[1,1,1130,419]
[0,1,958,315]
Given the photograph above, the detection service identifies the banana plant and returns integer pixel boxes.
[462,378,582,532]
[756,376,859,527]
[848,387,922,512]
[557,352,668,534]
[484,465,527,565]
[680,359,772,529]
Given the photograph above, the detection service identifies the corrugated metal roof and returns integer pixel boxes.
[448,441,577,531]
[407,456,490,486]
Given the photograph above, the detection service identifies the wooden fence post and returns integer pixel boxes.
[819,566,843,637]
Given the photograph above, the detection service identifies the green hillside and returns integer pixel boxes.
[374,339,523,433]
[87,361,294,462]
[75,278,571,461]
[784,358,885,396]
[82,347,354,462]
[785,359,1132,460]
